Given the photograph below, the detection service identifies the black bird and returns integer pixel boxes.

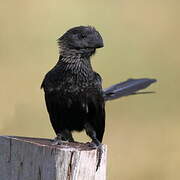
[41,26,156,148]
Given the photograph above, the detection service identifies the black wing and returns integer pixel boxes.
[86,89,105,142]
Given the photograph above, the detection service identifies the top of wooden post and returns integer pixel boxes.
[0,136,107,180]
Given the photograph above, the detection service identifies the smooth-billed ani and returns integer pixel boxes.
[41,26,156,148]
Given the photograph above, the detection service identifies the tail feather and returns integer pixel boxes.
[103,78,157,101]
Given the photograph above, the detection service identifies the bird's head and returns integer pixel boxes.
[58,26,104,57]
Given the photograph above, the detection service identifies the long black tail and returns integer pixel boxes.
[103,78,157,101]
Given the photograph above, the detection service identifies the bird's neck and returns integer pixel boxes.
[59,47,96,58]
[56,55,94,77]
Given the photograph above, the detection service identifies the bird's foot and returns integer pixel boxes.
[51,134,64,145]
[86,139,101,148]
[51,131,75,145]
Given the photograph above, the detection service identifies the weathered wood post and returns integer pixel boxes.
[0,136,107,180]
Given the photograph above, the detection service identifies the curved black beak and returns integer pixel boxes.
[94,34,104,48]
[95,41,104,48]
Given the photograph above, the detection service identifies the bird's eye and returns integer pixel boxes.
[79,34,86,39]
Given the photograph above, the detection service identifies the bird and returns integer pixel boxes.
[41,25,156,154]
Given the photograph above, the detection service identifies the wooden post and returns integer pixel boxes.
[0,136,107,180]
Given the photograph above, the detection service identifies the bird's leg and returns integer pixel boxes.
[84,123,102,171]
[84,123,100,147]
[52,130,74,145]
[61,129,75,142]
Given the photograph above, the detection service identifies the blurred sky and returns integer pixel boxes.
[0,0,180,179]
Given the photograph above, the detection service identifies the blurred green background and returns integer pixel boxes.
[0,0,180,179]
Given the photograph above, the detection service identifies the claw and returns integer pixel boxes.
[51,138,63,145]
[86,141,97,148]
[51,133,64,145]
